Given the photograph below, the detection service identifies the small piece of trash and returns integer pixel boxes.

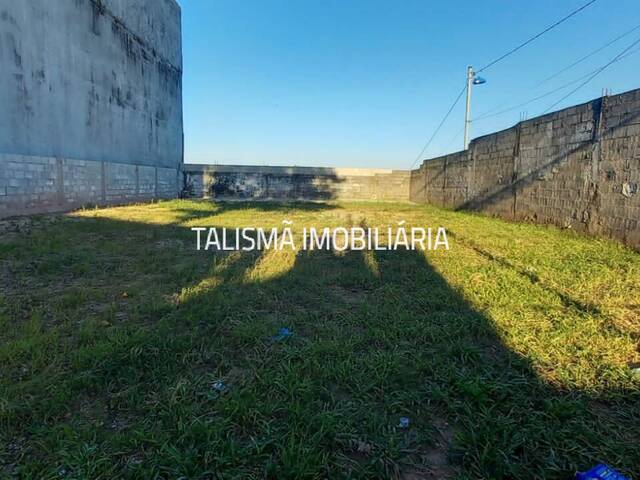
[202,378,231,400]
[628,363,640,376]
[272,327,293,342]
[203,380,229,400]
[398,417,410,429]
[211,381,227,393]
[576,463,630,480]
[621,182,637,199]
[352,440,373,454]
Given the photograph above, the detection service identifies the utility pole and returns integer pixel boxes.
[463,66,486,150]
[464,66,474,150]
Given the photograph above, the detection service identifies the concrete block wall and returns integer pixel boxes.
[0,153,180,216]
[0,0,183,217]
[184,165,411,202]
[410,88,640,249]
[469,127,519,219]
[597,90,640,246]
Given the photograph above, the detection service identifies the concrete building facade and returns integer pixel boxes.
[0,0,183,216]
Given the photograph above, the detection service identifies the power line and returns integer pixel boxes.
[533,22,640,88]
[623,43,640,60]
[476,0,598,73]
[475,72,593,121]
[444,126,465,150]
[409,84,466,169]
[543,35,640,113]
[473,37,640,122]
[409,0,599,167]
[475,23,640,119]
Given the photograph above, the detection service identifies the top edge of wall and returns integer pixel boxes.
[183,164,410,177]
[418,86,640,169]
[167,0,182,11]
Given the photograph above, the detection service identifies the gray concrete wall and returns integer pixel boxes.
[0,154,181,216]
[184,165,412,202]
[410,88,640,249]
[0,0,183,216]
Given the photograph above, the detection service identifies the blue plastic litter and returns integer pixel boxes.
[398,417,410,429]
[205,380,229,400]
[211,381,227,393]
[576,464,630,480]
[273,327,293,342]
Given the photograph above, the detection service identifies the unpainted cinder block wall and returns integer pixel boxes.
[184,165,411,202]
[0,0,183,217]
[410,88,640,249]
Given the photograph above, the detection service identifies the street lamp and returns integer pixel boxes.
[463,66,487,150]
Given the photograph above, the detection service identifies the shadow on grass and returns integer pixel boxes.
[445,230,603,316]
[155,200,341,228]
[0,202,638,479]
[178,199,338,218]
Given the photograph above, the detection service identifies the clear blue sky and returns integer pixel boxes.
[181,0,640,169]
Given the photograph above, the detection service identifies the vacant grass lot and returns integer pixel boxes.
[1,199,639,479]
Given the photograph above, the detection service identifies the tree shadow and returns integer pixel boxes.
[185,199,339,215]
[445,229,602,316]
[0,204,638,479]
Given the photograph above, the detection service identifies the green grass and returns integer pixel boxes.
[1,199,639,479]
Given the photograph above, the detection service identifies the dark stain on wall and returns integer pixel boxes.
[4,32,22,69]
[85,0,182,105]
[32,68,45,83]
[210,173,339,200]
[157,61,181,98]
[184,166,412,202]
[111,18,140,64]
[89,0,106,36]
[110,86,125,108]
[0,9,18,27]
